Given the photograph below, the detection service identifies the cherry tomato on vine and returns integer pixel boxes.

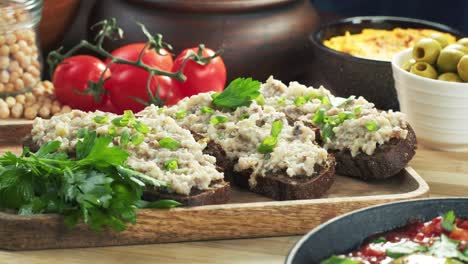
[104,43,177,113]
[172,47,226,99]
[105,43,174,72]
[104,69,177,113]
[53,55,110,111]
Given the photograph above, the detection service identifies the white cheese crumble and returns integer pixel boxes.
[31,110,224,195]
[142,92,329,188]
[261,76,409,157]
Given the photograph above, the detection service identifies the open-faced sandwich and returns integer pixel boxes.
[26,110,229,206]
[139,78,336,201]
[260,77,417,179]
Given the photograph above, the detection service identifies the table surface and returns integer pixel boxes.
[0,146,467,264]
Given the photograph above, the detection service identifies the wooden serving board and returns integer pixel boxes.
[0,119,33,145]
[0,143,429,251]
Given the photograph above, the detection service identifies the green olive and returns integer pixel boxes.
[410,62,438,79]
[402,59,416,71]
[445,43,468,54]
[412,38,442,64]
[457,38,468,48]
[429,33,449,48]
[436,48,464,73]
[457,55,468,82]
[438,72,462,82]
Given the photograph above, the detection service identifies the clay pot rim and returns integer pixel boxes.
[126,0,296,12]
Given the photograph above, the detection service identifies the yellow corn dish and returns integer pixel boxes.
[324,28,457,61]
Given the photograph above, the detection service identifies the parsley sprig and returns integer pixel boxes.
[0,131,180,232]
[212,77,261,109]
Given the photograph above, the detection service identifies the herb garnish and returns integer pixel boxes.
[442,210,456,232]
[159,137,181,150]
[258,120,283,154]
[212,77,261,109]
[164,159,179,171]
[200,106,214,114]
[0,131,180,232]
[321,256,360,264]
[93,115,109,124]
[210,115,229,125]
[365,121,380,132]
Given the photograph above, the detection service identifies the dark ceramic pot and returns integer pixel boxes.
[78,0,320,83]
[308,16,463,110]
[285,198,468,264]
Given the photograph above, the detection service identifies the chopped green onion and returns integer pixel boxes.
[239,114,250,120]
[175,109,187,119]
[258,136,278,154]
[338,111,355,123]
[112,117,130,127]
[276,97,286,105]
[159,137,181,150]
[312,109,326,124]
[93,115,109,124]
[123,110,135,119]
[131,134,145,146]
[324,115,340,126]
[354,106,362,116]
[108,126,117,136]
[319,95,331,106]
[200,106,214,114]
[157,108,165,114]
[321,123,334,142]
[294,96,307,106]
[256,94,265,106]
[304,92,318,101]
[120,130,130,146]
[164,159,178,171]
[210,115,229,125]
[133,121,150,134]
[211,92,221,100]
[365,121,380,132]
[77,128,89,138]
[271,120,283,137]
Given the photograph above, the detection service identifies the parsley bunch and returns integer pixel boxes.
[0,131,180,232]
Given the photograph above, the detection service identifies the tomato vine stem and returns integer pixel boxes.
[46,18,222,106]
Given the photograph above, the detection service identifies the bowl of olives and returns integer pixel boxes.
[392,37,468,152]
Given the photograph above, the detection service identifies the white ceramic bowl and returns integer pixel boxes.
[392,48,468,151]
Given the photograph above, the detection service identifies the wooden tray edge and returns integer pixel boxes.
[0,167,429,250]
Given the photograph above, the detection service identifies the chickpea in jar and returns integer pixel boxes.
[0,2,42,94]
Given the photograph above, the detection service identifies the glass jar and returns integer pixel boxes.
[0,0,42,96]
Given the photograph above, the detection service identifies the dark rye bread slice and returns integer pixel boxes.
[330,125,417,180]
[22,136,231,206]
[228,155,336,201]
[290,114,417,180]
[192,131,336,200]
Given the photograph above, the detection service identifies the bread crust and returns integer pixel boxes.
[331,125,417,180]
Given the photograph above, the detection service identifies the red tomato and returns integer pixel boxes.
[450,226,468,242]
[105,43,173,72]
[97,99,119,114]
[53,55,110,111]
[105,68,176,113]
[105,43,177,112]
[172,47,226,98]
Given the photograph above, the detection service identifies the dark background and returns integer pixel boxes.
[311,0,468,34]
